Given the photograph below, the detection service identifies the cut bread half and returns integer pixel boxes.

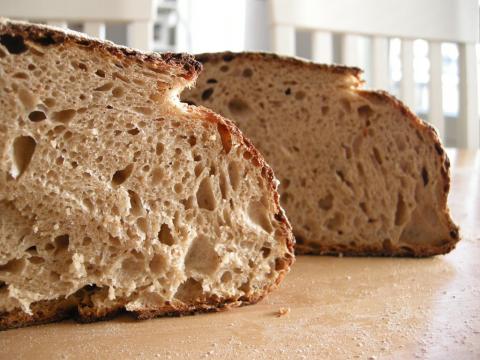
[0,22,294,330]
[183,52,459,257]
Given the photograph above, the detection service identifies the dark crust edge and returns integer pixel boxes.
[191,52,459,257]
[0,18,202,81]
[194,51,363,81]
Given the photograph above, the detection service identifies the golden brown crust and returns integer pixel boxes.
[0,23,294,330]
[191,52,459,257]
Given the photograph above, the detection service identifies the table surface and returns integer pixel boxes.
[1,149,479,360]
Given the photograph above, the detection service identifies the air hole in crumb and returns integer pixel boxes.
[82,237,92,246]
[372,147,383,165]
[221,271,232,283]
[219,170,228,199]
[0,34,27,54]
[28,256,45,265]
[248,201,273,233]
[26,246,37,254]
[158,224,175,246]
[94,82,114,91]
[243,68,253,78]
[111,164,134,186]
[174,183,183,193]
[295,91,306,100]
[174,278,204,303]
[151,168,163,185]
[357,104,373,118]
[321,106,329,115]
[11,136,36,179]
[13,72,29,79]
[383,239,393,252]
[128,190,144,216]
[45,243,55,252]
[54,234,70,254]
[127,128,140,135]
[318,193,333,211]
[188,135,197,147]
[121,258,143,276]
[340,98,351,112]
[149,254,166,273]
[185,235,220,275]
[326,212,344,231]
[44,98,55,107]
[0,258,26,273]
[156,142,164,155]
[395,193,408,226]
[201,88,214,100]
[18,88,37,110]
[421,167,429,186]
[133,107,153,115]
[220,65,229,72]
[228,161,241,191]
[275,258,288,271]
[95,69,106,78]
[206,78,218,84]
[285,88,291,95]
[197,177,216,211]
[228,98,250,116]
[261,247,271,258]
[136,217,148,233]
[28,110,46,122]
[112,86,125,98]
[52,109,76,124]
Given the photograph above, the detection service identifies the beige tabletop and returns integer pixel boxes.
[1,149,479,360]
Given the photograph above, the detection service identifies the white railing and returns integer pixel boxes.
[0,0,157,51]
[270,0,480,149]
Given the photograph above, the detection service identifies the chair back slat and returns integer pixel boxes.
[400,39,415,107]
[272,25,296,56]
[428,41,445,140]
[312,31,333,63]
[340,34,361,67]
[83,22,106,40]
[458,44,480,149]
[371,36,390,90]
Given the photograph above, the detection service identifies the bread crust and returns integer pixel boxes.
[0,25,294,330]
[0,18,202,81]
[189,51,459,257]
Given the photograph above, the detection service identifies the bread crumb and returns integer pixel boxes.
[276,307,290,317]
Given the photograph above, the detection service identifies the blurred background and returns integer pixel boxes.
[1,0,479,148]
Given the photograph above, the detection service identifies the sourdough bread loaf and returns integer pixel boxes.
[183,52,459,256]
[0,22,294,330]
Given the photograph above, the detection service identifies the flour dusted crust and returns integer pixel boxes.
[0,22,294,330]
[184,51,459,257]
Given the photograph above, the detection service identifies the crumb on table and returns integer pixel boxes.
[276,307,290,317]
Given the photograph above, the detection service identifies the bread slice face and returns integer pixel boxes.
[183,52,459,257]
[0,22,294,330]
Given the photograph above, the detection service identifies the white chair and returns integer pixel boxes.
[0,0,157,51]
[269,0,480,149]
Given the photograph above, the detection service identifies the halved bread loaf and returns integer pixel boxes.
[183,52,459,256]
[0,22,294,330]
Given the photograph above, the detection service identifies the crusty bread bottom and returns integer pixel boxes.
[0,284,266,330]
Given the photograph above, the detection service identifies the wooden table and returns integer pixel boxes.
[1,149,479,359]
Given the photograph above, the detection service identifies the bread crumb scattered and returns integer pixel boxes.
[276,307,290,317]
